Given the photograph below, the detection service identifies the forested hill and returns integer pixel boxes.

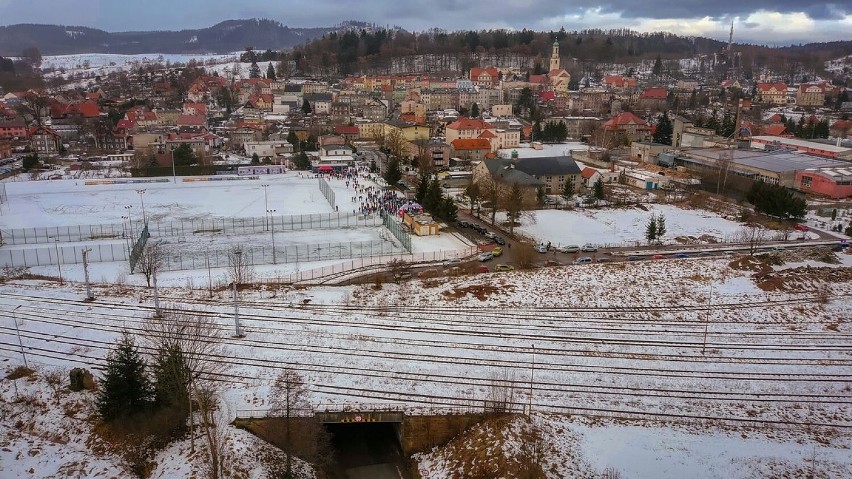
[0,19,375,56]
[289,28,852,76]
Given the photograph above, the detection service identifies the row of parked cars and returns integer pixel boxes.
[458,221,506,245]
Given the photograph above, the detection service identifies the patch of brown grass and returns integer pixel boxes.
[7,365,35,380]
[442,283,510,301]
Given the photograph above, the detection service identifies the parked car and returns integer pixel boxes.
[443,258,461,266]
[457,221,470,228]
[627,255,643,261]
[596,258,611,263]
[652,254,667,260]
[494,237,506,245]
[673,253,690,259]
[536,244,549,253]
[478,252,494,262]
[478,264,490,273]
[560,245,580,253]
[484,231,497,240]
[574,256,593,264]
[492,246,503,257]
[495,264,515,272]
[393,271,412,280]
[581,244,598,252]
[794,224,809,231]
[544,260,562,267]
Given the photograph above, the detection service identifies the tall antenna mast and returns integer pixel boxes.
[728,20,734,52]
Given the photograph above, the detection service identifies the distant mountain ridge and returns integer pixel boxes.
[0,19,374,56]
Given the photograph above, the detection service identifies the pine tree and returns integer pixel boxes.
[470,102,480,118]
[251,153,260,164]
[652,54,663,76]
[532,120,542,141]
[440,196,458,222]
[286,130,299,152]
[656,213,667,240]
[97,332,153,422]
[301,99,312,115]
[266,62,276,80]
[383,157,402,186]
[593,178,605,202]
[415,172,429,205]
[249,61,261,78]
[652,111,673,145]
[645,216,658,243]
[425,177,442,212]
[561,178,575,202]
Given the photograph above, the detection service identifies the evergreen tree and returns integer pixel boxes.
[536,187,546,207]
[286,130,300,152]
[293,152,311,170]
[439,196,458,222]
[532,120,542,141]
[746,181,807,219]
[415,172,429,205]
[251,153,260,164]
[97,333,153,422]
[249,61,261,79]
[266,62,276,80]
[656,213,667,239]
[645,215,658,243]
[561,178,575,202]
[593,178,605,202]
[652,54,663,76]
[383,157,402,186]
[301,99,312,115]
[425,177,442,212]
[172,143,196,167]
[470,102,480,118]
[652,111,673,145]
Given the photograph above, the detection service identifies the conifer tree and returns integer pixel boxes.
[97,332,153,422]
[266,62,276,80]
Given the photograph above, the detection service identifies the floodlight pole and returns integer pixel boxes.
[702,282,713,355]
[135,189,147,224]
[528,343,535,416]
[233,251,243,337]
[152,269,161,317]
[261,184,270,230]
[268,209,277,264]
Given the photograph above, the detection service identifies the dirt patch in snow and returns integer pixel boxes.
[754,267,852,292]
[442,283,511,301]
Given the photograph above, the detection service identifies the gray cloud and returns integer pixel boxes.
[0,0,849,45]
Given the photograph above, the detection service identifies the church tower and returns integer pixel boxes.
[549,39,560,71]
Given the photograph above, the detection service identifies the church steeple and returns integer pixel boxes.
[550,39,560,71]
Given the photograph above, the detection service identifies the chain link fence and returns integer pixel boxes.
[381,211,412,252]
[157,238,406,272]
[0,213,381,246]
[0,242,128,268]
[318,177,336,209]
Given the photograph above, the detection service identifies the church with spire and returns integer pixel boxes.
[546,39,571,93]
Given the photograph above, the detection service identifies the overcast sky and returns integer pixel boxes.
[0,0,850,45]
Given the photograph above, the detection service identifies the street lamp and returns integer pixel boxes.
[82,247,93,300]
[261,184,270,230]
[135,189,147,224]
[267,209,277,264]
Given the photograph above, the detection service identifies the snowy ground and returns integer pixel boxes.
[1,247,851,476]
[503,204,750,247]
[498,141,589,159]
[38,53,239,79]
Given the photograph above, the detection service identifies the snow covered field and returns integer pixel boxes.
[1,248,851,477]
[39,53,239,79]
[508,204,750,246]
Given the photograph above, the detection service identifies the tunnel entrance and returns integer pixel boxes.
[324,421,410,479]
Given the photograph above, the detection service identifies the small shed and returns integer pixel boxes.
[403,212,440,236]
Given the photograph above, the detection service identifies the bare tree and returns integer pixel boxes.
[137,241,165,287]
[503,182,536,235]
[715,148,733,195]
[387,258,411,283]
[43,368,65,405]
[384,128,408,160]
[601,467,624,479]
[143,307,224,454]
[227,245,255,285]
[14,91,51,129]
[478,176,505,226]
[485,368,518,414]
[266,368,313,478]
[515,243,538,270]
[196,385,232,479]
[737,225,767,255]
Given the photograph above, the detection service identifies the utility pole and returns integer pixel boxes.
[82,247,93,300]
[702,282,713,355]
[528,343,535,416]
[206,247,213,298]
[152,269,161,317]
[268,208,277,264]
[53,238,63,285]
[232,281,243,337]
[13,305,27,368]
